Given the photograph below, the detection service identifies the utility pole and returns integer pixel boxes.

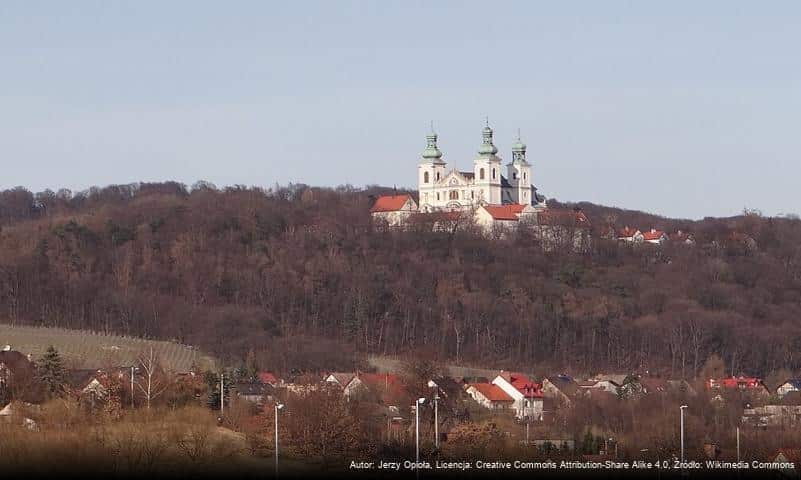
[220,372,224,415]
[415,398,425,480]
[680,405,688,462]
[736,427,740,463]
[275,403,284,477]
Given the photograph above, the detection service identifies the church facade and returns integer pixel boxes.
[417,122,546,212]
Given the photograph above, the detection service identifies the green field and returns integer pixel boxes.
[0,324,216,371]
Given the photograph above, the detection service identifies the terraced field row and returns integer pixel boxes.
[0,324,216,371]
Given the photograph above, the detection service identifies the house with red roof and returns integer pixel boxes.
[464,383,515,411]
[669,230,695,245]
[343,372,407,406]
[641,228,668,245]
[491,371,544,420]
[370,194,418,227]
[474,204,536,231]
[707,376,770,398]
[257,371,281,387]
[617,227,643,243]
[474,205,591,249]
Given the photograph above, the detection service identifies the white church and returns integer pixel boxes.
[370,122,590,247]
[417,121,545,212]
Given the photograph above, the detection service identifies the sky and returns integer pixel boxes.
[1,1,799,219]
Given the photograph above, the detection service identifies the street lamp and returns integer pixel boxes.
[415,398,425,471]
[680,405,688,462]
[432,390,439,449]
[275,403,284,477]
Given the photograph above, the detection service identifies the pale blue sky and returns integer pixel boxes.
[1,1,799,219]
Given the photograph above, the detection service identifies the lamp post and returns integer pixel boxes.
[220,372,225,415]
[680,405,688,462]
[415,397,425,477]
[433,391,439,449]
[275,403,284,477]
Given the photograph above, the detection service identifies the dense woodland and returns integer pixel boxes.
[1,182,801,379]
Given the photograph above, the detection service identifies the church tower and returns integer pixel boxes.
[417,125,447,211]
[473,120,502,205]
[506,130,532,205]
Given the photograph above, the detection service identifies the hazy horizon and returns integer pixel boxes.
[2,1,800,220]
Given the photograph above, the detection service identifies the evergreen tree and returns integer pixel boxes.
[37,345,66,397]
[204,370,230,410]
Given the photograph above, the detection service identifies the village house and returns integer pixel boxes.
[343,373,405,406]
[257,371,281,387]
[776,379,801,398]
[491,371,544,420]
[323,372,354,387]
[580,374,629,394]
[641,228,668,245]
[769,449,801,476]
[669,230,695,245]
[464,383,514,411]
[617,227,643,243]
[707,376,768,393]
[369,194,418,227]
[742,405,801,427]
[234,382,273,405]
[66,369,113,410]
[541,374,583,406]
[640,377,696,396]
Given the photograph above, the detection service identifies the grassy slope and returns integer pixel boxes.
[0,323,216,371]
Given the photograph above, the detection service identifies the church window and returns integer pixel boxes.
[492,168,496,180]
[424,171,429,183]
[513,172,517,180]
[479,168,485,180]
[436,193,440,201]
[471,191,474,199]
[449,190,459,200]
[436,172,441,181]
[523,172,527,180]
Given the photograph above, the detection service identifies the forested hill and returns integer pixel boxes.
[1,182,800,379]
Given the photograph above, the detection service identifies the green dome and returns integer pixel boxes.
[479,124,498,156]
[422,132,443,160]
[478,142,498,155]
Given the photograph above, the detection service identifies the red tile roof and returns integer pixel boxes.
[618,227,640,238]
[537,209,590,227]
[642,229,666,241]
[370,194,413,213]
[258,372,279,385]
[469,383,514,402]
[507,372,544,398]
[707,376,764,389]
[483,204,526,221]
[353,373,406,404]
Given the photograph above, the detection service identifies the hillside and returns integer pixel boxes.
[0,324,216,371]
[1,182,801,378]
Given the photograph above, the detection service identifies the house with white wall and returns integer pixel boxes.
[464,383,514,411]
[491,371,544,420]
[370,194,418,227]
